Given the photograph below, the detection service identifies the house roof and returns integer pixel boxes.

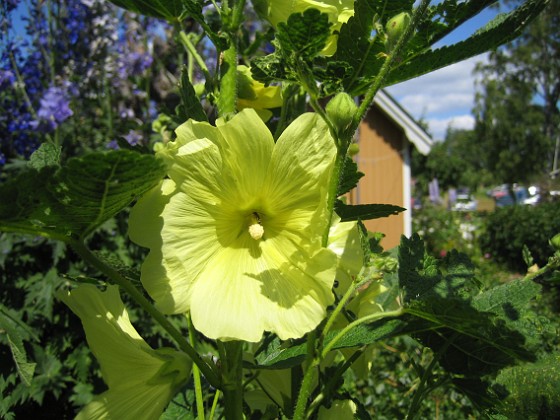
[373,90,433,155]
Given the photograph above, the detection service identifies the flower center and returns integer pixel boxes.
[248,212,264,240]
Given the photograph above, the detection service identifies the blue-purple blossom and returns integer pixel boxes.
[107,130,143,150]
[34,86,74,131]
[118,51,153,78]
[0,69,15,90]
[123,130,142,146]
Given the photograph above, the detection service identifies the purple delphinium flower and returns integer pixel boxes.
[34,86,73,131]
[0,69,15,90]
[117,51,153,79]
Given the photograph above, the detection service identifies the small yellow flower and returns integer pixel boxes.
[59,285,192,420]
[129,108,338,342]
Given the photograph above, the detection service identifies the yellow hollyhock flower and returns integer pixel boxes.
[129,108,338,342]
[237,65,282,121]
[253,0,354,55]
[59,285,192,420]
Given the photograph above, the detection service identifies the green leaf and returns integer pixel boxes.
[178,67,208,122]
[0,150,166,241]
[493,353,560,418]
[276,9,331,59]
[107,0,186,21]
[250,318,406,370]
[384,0,549,86]
[337,157,364,196]
[405,0,496,56]
[0,307,37,386]
[334,0,384,93]
[27,143,61,170]
[398,236,538,377]
[335,201,405,222]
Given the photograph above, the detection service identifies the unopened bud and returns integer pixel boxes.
[347,143,359,156]
[385,12,411,50]
[326,92,357,136]
[550,233,560,251]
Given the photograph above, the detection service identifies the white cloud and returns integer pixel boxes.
[386,54,488,141]
[428,114,476,141]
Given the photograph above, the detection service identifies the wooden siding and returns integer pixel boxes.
[350,106,405,249]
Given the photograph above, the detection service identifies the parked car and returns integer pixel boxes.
[452,192,478,211]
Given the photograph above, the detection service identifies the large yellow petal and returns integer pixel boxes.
[265,112,336,244]
[189,232,336,342]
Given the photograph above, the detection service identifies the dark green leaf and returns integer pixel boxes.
[178,67,208,122]
[27,143,61,170]
[384,0,549,86]
[335,201,405,222]
[250,52,290,85]
[337,156,364,196]
[0,150,166,241]
[493,353,560,418]
[276,9,331,59]
[250,318,406,369]
[0,307,37,386]
[398,236,537,377]
[334,0,384,94]
[107,0,186,21]
[406,0,496,56]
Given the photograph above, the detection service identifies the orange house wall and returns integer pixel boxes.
[350,106,405,249]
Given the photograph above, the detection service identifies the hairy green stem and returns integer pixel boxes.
[321,308,404,358]
[68,239,221,389]
[351,0,432,133]
[218,340,244,420]
[292,331,318,420]
[209,389,221,419]
[321,150,346,248]
[178,31,212,83]
[321,276,370,338]
[217,41,238,117]
[188,315,205,420]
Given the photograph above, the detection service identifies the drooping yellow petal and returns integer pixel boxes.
[58,285,191,420]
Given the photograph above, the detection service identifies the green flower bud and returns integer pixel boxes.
[550,233,560,251]
[326,92,357,137]
[385,12,411,50]
[347,142,359,156]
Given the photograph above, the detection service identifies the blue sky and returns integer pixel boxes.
[386,7,500,141]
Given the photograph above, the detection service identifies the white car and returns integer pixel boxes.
[452,194,478,211]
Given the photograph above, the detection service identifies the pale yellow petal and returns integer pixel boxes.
[265,112,336,242]
[189,233,336,342]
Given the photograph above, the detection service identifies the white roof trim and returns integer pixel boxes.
[373,90,433,155]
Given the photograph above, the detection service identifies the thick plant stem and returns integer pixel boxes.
[68,239,221,389]
[219,340,244,420]
[322,150,346,247]
[217,42,238,117]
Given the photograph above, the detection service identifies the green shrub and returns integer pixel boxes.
[479,203,560,272]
